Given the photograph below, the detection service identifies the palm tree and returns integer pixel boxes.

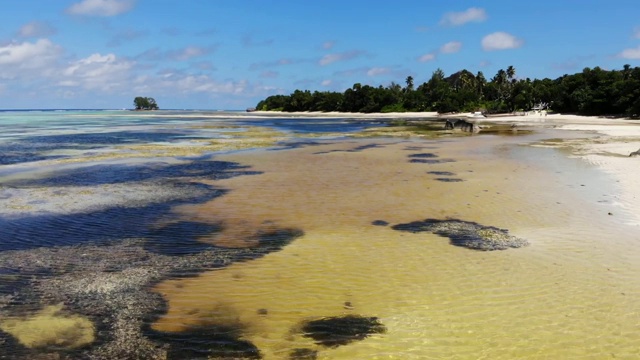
[476,71,487,99]
[506,65,516,81]
[493,69,507,85]
[405,76,414,91]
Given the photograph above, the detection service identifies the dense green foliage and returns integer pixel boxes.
[256,65,640,117]
[133,96,159,110]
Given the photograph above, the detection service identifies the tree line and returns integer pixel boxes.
[255,65,640,117]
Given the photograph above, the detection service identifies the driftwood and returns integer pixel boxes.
[629,148,640,157]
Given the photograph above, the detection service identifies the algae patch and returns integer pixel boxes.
[299,315,386,348]
[392,218,528,251]
[0,303,95,349]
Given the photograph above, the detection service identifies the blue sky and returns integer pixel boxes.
[0,0,639,110]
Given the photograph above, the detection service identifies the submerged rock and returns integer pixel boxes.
[392,218,528,251]
[300,315,386,348]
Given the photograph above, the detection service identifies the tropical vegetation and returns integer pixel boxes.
[133,96,159,110]
[255,65,640,118]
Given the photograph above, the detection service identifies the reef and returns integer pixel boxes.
[391,218,529,251]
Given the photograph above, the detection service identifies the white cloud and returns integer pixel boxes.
[481,32,523,51]
[418,53,436,62]
[67,0,135,16]
[62,53,134,90]
[440,8,487,26]
[0,39,62,77]
[321,79,332,86]
[367,67,391,76]
[440,41,462,54]
[319,50,365,66]
[18,21,56,38]
[618,46,640,59]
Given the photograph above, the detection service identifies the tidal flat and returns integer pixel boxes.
[1,111,640,359]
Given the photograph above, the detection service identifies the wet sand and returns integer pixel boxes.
[151,133,640,359]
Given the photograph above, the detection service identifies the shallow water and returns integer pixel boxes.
[152,136,640,359]
[1,111,640,358]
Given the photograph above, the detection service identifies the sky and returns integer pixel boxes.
[0,0,639,110]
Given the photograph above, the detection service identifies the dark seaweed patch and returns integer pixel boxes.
[314,143,384,155]
[0,329,29,359]
[371,220,389,226]
[2,160,259,187]
[405,146,438,151]
[270,141,327,151]
[147,324,261,359]
[300,315,386,348]
[435,178,464,182]
[408,153,438,158]
[23,131,201,146]
[409,158,455,164]
[0,131,204,166]
[234,118,379,134]
[0,267,32,296]
[0,184,225,252]
[289,348,318,359]
[391,218,528,251]
[427,171,455,176]
[240,228,304,260]
[144,222,223,256]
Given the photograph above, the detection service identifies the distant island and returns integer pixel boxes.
[255,65,640,118]
[133,96,159,111]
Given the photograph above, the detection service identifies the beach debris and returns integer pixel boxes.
[299,315,386,348]
[391,218,528,251]
[628,148,640,157]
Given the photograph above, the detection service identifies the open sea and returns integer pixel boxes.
[1,110,640,359]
